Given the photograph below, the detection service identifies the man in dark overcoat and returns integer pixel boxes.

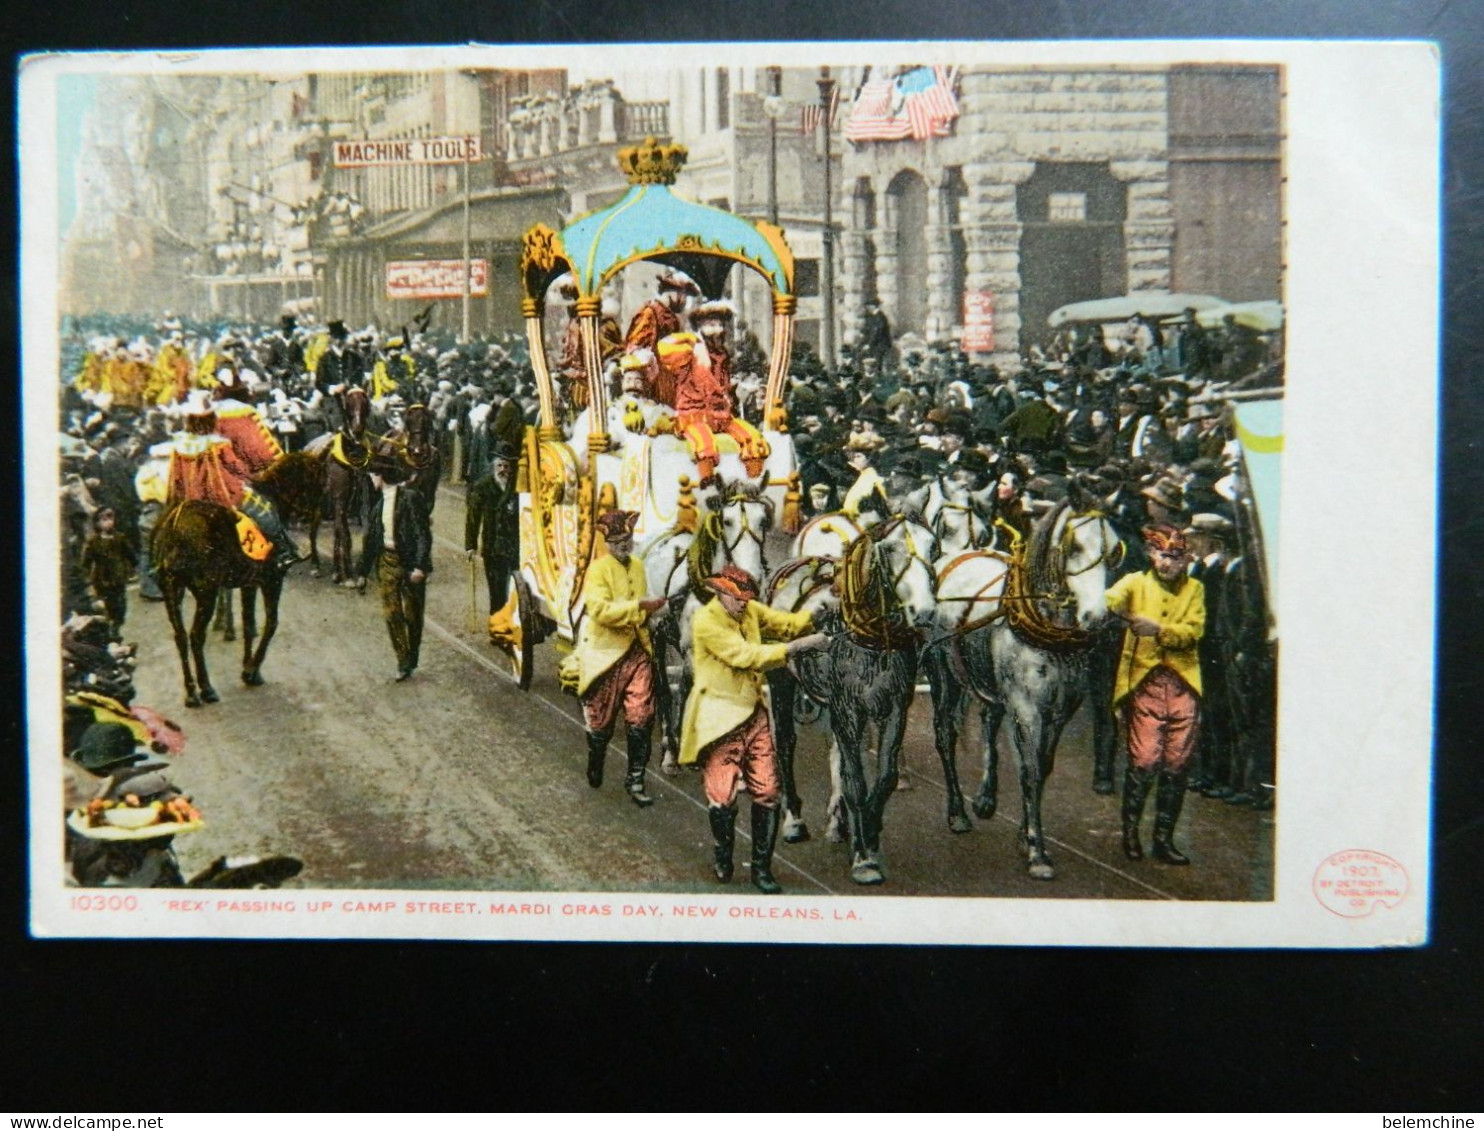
[358,457,434,681]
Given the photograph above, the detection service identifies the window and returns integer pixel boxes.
[1048,192,1087,222]
[795,258,820,297]
[717,69,730,129]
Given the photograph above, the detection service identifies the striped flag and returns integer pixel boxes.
[800,86,841,136]
[844,76,909,141]
[845,65,959,143]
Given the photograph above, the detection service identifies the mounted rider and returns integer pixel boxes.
[165,387,300,573]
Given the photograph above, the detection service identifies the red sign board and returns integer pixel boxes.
[963,291,995,352]
[385,260,489,301]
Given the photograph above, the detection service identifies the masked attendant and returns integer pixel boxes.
[680,565,828,893]
[571,510,666,807]
[1105,524,1206,865]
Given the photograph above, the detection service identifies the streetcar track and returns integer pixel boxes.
[420,608,841,896]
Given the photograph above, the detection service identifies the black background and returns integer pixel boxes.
[4,0,1481,1111]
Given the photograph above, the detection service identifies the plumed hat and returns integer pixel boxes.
[657,270,700,296]
[705,563,760,602]
[595,509,640,541]
[1141,523,1188,554]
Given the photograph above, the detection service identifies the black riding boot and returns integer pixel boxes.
[1121,768,1154,861]
[709,806,736,883]
[751,805,783,895]
[1151,772,1191,865]
[625,725,654,807]
[586,730,611,789]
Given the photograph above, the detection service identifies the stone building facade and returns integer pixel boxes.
[836,64,1282,367]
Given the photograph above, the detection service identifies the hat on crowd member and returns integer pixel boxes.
[1188,512,1234,537]
[1188,402,1218,421]
[1141,523,1188,555]
[595,509,640,542]
[1140,478,1187,515]
[657,270,701,296]
[705,563,760,603]
[942,412,973,439]
[952,447,992,481]
[69,722,148,774]
[492,440,521,464]
[327,319,349,341]
[279,313,297,332]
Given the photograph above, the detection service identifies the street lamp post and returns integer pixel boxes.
[764,65,783,227]
[817,67,836,370]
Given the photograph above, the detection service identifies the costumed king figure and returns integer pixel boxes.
[680,565,828,893]
[571,510,667,807]
[1105,523,1206,865]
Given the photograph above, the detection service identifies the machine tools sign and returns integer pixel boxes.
[385,259,489,300]
[333,136,482,167]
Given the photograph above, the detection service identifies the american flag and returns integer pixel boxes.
[800,86,841,136]
[844,65,960,143]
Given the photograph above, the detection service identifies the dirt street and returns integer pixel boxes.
[125,485,1274,902]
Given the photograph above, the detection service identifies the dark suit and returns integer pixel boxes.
[360,484,433,674]
[465,472,521,614]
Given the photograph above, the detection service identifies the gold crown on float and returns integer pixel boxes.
[618,136,688,185]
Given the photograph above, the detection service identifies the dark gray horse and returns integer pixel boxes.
[767,516,938,884]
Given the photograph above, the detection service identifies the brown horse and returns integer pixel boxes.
[152,450,327,708]
[309,388,375,586]
[375,401,443,517]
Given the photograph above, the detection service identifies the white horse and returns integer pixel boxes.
[767,515,939,883]
[640,479,775,773]
[921,485,1122,879]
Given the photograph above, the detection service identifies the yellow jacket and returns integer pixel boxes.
[1105,570,1206,704]
[679,598,813,765]
[573,553,653,696]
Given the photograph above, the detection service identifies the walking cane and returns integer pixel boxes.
[466,554,481,634]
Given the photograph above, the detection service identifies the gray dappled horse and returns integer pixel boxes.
[921,485,1122,879]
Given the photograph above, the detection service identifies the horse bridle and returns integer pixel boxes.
[1057,509,1125,579]
[719,491,773,571]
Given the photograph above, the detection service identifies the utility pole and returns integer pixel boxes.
[817,66,836,370]
[461,137,472,344]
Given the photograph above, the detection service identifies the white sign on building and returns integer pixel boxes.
[334,135,482,168]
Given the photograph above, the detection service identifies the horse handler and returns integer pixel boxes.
[572,510,667,806]
[680,564,827,893]
[1105,523,1206,865]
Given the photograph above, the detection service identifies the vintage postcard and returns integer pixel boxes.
[20,40,1438,945]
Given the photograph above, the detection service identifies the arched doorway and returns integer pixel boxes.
[1016,163,1127,351]
[887,169,928,338]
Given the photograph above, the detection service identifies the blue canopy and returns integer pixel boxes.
[559,183,793,298]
